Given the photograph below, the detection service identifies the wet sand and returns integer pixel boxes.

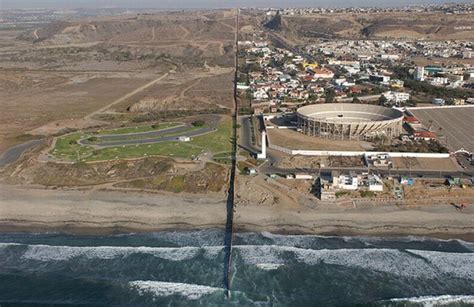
[0,184,473,241]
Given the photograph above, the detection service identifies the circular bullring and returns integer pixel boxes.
[296,103,404,140]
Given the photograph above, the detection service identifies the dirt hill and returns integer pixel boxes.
[267,12,474,41]
[19,13,236,46]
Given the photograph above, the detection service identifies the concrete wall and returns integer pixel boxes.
[269,143,450,158]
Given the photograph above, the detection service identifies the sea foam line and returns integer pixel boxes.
[235,245,474,279]
[390,294,474,306]
[1,243,472,280]
[129,280,222,300]
[407,249,474,280]
[256,232,474,251]
[0,243,223,262]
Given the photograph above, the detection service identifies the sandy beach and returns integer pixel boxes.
[0,184,473,241]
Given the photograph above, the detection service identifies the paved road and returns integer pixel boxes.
[79,115,222,148]
[261,165,474,179]
[81,126,215,148]
[87,125,188,142]
[238,115,259,154]
[0,139,45,168]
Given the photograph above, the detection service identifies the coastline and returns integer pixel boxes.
[0,184,473,241]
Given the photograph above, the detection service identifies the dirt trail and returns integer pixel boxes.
[219,42,224,56]
[84,72,169,121]
[179,79,202,99]
[179,25,191,39]
[150,27,156,42]
[218,21,236,32]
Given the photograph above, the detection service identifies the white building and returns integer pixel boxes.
[383,91,410,104]
[332,172,358,190]
[414,66,425,81]
[368,174,384,192]
[178,136,191,142]
[381,54,400,61]
[253,88,269,100]
[430,77,448,86]
[462,51,473,59]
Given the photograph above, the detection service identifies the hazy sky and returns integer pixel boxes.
[1,0,470,9]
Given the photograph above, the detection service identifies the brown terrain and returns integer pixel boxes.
[0,9,472,238]
[263,11,474,42]
[0,10,240,152]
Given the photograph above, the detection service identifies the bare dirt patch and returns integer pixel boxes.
[392,157,459,171]
[267,128,373,151]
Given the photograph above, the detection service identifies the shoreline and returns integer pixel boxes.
[0,184,473,242]
[0,223,473,243]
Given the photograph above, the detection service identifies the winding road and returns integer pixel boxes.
[79,125,215,148]
[0,139,45,168]
[78,115,222,148]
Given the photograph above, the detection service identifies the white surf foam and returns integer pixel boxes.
[148,229,225,247]
[235,245,474,279]
[390,294,474,306]
[9,244,222,262]
[2,242,473,281]
[129,280,221,300]
[407,249,474,280]
[255,263,284,270]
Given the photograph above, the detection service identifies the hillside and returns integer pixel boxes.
[0,10,238,151]
[266,12,474,41]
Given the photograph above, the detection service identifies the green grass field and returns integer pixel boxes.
[51,117,232,162]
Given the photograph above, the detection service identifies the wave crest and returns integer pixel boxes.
[129,280,222,300]
[0,243,223,262]
[390,294,474,305]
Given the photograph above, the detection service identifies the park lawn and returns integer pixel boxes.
[51,133,95,161]
[96,122,182,135]
[190,117,233,154]
[83,142,204,161]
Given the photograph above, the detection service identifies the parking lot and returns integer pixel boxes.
[410,106,474,153]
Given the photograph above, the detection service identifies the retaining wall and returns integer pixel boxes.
[269,143,450,158]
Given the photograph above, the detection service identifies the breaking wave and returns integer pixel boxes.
[0,243,223,262]
[235,245,473,279]
[0,233,473,305]
[238,232,474,252]
[129,280,222,300]
[389,294,474,305]
[1,243,472,280]
[407,249,474,280]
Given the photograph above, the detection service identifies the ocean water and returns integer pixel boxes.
[0,230,473,306]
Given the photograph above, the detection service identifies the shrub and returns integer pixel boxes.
[192,120,205,127]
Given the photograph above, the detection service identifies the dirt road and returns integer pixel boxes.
[84,72,169,121]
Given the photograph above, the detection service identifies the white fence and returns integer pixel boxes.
[269,144,450,158]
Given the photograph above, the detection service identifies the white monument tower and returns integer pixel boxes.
[257,130,267,159]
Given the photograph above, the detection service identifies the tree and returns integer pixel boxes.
[325,88,336,103]
[192,120,205,127]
